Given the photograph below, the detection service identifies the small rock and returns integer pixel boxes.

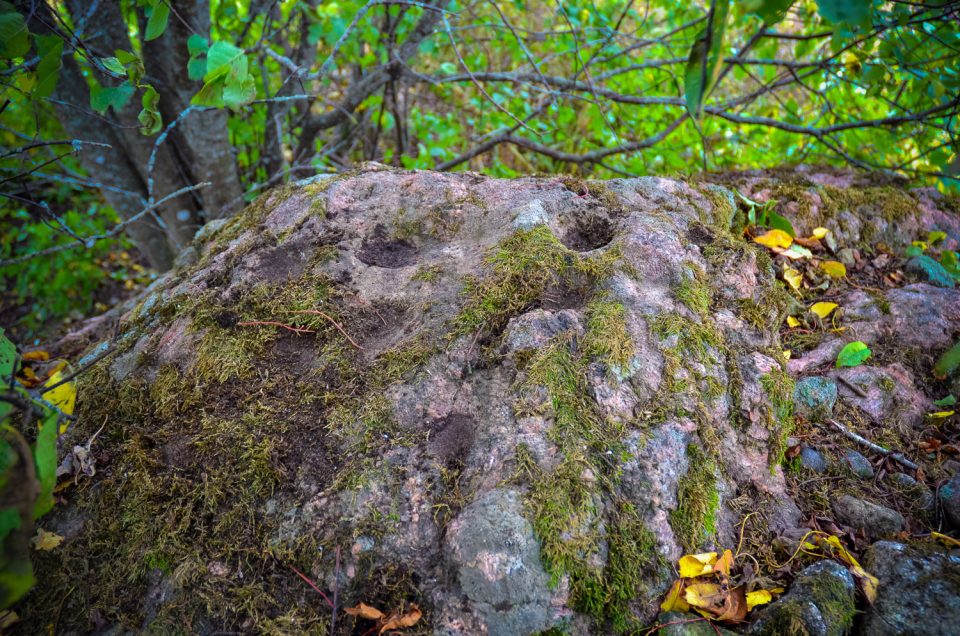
[193,218,228,243]
[941,474,960,529]
[445,489,554,635]
[657,611,736,635]
[831,494,904,537]
[794,377,838,422]
[906,255,956,288]
[943,459,960,475]
[748,560,855,636]
[800,446,829,473]
[861,541,960,635]
[511,199,550,229]
[886,472,919,489]
[173,245,198,270]
[837,247,857,267]
[841,450,874,479]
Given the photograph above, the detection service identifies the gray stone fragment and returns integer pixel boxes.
[511,199,550,229]
[841,450,873,479]
[831,494,904,537]
[794,377,838,421]
[907,255,955,288]
[800,446,829,473]
[655,611,736,635]
[861,541,960,635]
[748,560,855,636]
[445,489,553,635]
[940,473,960,529]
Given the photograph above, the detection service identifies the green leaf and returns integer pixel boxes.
[905,244,924,257]
[934,395,957,407]
[684,0,731,120]
[90,81,135,114]
[33,34,63,99]
[0,329,16,384]
[222,75,256,109]
[934,341,960,380]
[744,0,794,24]
[205,40,246,82]
[187,56,206,81]
[187,34,209,56]
[115,49,139,65]
[101,56,127,76]
[0,2,29,59]
[32,409,58,519]
[836,341,872,368]
[144,1,170,41]
[191,77,225,107]
[816,0,873,28]
[0,507,19,544]
[0,558,35,609]
[767,210,796,237]
[138,86,162,135]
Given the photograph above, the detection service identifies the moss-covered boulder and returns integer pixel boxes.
[17,166,960,634]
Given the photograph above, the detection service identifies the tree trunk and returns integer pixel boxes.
[65,0,200,251]
[141,0,245,219]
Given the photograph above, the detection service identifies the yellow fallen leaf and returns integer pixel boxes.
[678,552,718,578]
[783,267,803,290]
[818,535,879,604]
[0,610,18,630]
[345,603,385,621]
[912,240,927,251]
[713,549,734,577]
[754,229,793,249]
[684,581,722,609]
[931,531,960,548]
[783,349,792,360]
[812,227,830,239]
[820,261,847,278]
[660,579,690,613]
[927,410,955,419]
[44,367,76,416]
[786,316,800,328]
[22,350,49,361]
[746,589,773,610]
[32,528,64,551]
[810,302,838,318]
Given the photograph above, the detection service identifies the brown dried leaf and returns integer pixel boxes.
[345,603,385,621]
[379,604,422,634]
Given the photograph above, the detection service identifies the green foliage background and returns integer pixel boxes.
[2,0,959,336]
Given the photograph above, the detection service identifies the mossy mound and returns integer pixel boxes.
[19,166,956,634]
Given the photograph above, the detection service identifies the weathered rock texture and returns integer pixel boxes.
[21,166,960,634]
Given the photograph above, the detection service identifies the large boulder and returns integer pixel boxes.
[17,166,960,634]
[860,541,960,636]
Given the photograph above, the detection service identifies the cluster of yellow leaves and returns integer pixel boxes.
[15,351,77,432]
[753,225,848,302]
[660,549,781,623]
[345,602,422,634]
[800,534,879,603]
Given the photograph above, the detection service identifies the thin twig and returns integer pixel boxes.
[825,419,919,471]
[837,375,868,398]
[288,564,334,608]
[290,310,364,350]
[0,182,211,267]
[236,321,316,335]
[331,546,341,634]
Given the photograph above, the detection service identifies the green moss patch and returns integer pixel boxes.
[454,225,621,338]
[669,444,719,553]
[761,369,796,468]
